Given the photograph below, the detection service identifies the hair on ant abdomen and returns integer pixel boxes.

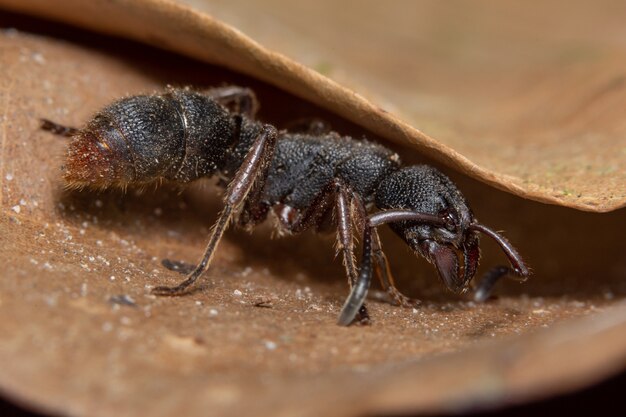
[42,86,529,326]
[60,87,253,188]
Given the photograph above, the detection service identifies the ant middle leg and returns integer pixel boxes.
[272,180,360,285]
[334,181,371,324]
[152,124,278,295]
[271,179,371,323]
[338,221,374,326]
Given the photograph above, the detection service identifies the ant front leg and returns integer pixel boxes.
[337,193,415,308]
[473,265,529,302]
[207,86,259,118]
[338,209,445,325]
[152,124,278,295]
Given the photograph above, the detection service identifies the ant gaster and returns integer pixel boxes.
[42,86,530,325]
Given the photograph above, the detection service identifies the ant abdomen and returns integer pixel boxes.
[65,90,236,189]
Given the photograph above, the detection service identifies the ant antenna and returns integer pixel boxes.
[469,223,529,276]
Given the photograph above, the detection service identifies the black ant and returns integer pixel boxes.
[41,86,529,325]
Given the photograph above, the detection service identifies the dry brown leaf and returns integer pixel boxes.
[0,3,625,417]
[2,0,625,212]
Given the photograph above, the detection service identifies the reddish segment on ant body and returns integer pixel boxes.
[42,86,529,325]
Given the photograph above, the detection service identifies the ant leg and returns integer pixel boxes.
[278,179,362,282]
[274,183,336,234]
[371,229,416,308]
[283,118,332,135]
[271,179,371,323]
[335,181,370,324]
[273,179,362,290]
[338,221,374,326]
[161,259,196,275]
[335,182,360,287]
[206,86,259,118]
[338,209,446,325]
[40,119,79,137]
[474,266,528,302]
[152,124,277,295]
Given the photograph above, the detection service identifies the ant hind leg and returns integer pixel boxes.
[206,86,259,118]
[40,119,79,137]
[473,266,528,303]
[152,124,277,295]
[283,118,332,135]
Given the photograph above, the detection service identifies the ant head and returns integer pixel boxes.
[375,165,480,293]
